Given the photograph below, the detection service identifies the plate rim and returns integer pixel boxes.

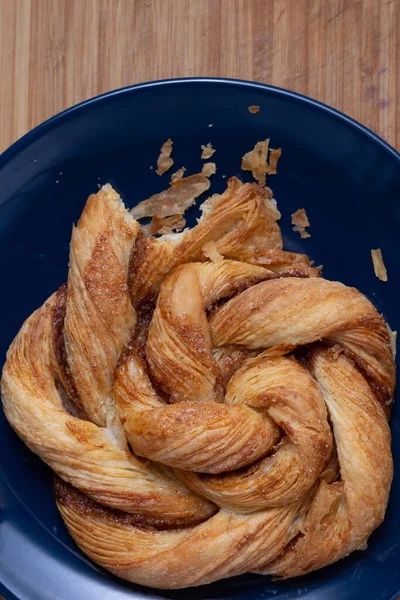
[1,77,399,168]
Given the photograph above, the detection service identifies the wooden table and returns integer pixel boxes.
[0,3,398,599]
[0,0,399,154]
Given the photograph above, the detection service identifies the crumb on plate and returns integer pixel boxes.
[268,148,282,175]
[241,139,282,186]
[171,167,186,183]
[248,105,260,114]
[371,248,388,282]
[202,162,217,177]
[292,208,311,238]
[130,173,211,220]
[156,139,174,175]
[201,143,216,159]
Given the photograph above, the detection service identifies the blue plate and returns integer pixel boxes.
[0,78,399,600]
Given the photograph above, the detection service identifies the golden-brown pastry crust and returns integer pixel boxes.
[1,180,395,589]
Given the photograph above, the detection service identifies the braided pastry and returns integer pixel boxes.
[1,178,395,589]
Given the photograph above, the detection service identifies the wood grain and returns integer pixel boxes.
[0,0,399,152]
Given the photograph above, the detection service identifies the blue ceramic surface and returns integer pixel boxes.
[0,78,399,600]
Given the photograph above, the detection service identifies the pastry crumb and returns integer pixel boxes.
[202,162,217,177]
[156,139,174,175]
[201,143,216,159]
[248,105,260,114]
[371,248,388,282]
[292,208,311,238]
[202,241,224,263]
[170,167,186,183]
[241,139,282,186]
[130,173,211,220]
[149,214,186,235]
[268,148,282,175]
